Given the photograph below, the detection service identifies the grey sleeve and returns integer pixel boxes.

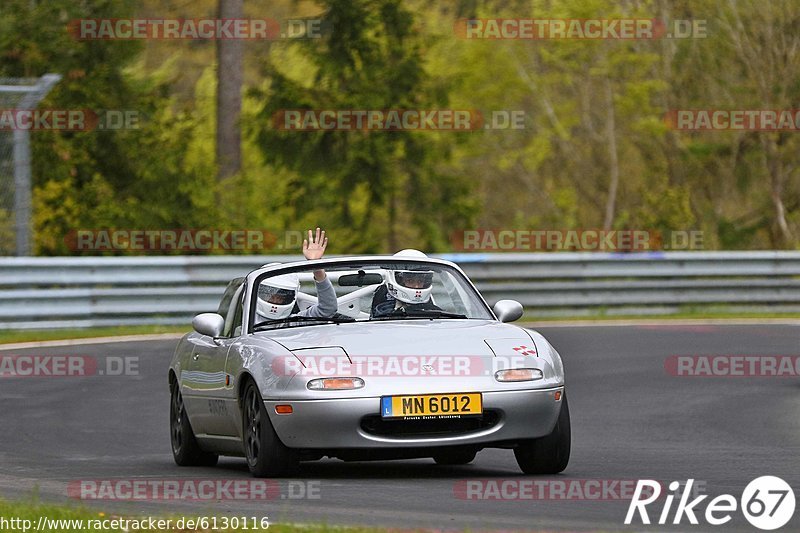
[297,277,337,318]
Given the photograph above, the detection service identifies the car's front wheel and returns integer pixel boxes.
[514,393,571,474]
[170,381,218,467]
[242,381,296,477]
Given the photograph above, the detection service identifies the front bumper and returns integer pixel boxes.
[265,387,563,449]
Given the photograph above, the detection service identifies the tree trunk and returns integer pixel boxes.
[603,77,620,231]
[761,134,793,247]
[216,0,244,184]
[388,186,398,253]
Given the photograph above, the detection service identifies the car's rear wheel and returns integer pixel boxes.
[170,381,218,467]
[433,449,477,465]
[514,393,570,474]
[242,381,296,477]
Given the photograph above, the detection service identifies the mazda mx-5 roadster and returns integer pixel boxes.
[168,254,570,476]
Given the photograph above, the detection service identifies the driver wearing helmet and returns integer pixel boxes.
[371,249,442,317]
[256,228,338,322]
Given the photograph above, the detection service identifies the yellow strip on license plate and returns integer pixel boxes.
[380,393,482,418]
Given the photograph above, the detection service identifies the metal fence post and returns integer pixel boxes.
[0,74,61,256]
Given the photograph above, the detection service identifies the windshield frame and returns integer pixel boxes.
[243,256,495,334]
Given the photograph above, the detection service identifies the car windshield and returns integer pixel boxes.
[250,260,493,330]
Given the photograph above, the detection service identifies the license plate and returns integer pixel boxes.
[380,393,482,418]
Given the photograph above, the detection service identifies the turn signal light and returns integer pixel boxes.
[494,368,544,382]
[307,377,365,390]
[275,404,293,414]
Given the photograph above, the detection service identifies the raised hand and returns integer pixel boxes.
[303,227,328,261]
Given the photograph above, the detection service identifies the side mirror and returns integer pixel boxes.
[493,300,524,323]
[192,313,225,338]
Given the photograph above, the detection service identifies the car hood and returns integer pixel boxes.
[255,319,534,358]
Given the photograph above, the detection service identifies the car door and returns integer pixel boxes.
[181,278,244,437]
[202,284,246,437]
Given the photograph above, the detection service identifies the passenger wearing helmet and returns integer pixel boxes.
[256,228,338,322]
[371,249,441,317]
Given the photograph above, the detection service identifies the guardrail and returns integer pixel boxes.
[1,252,799,329]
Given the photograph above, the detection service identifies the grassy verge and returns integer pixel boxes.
[522,304,800,322]
[0,498,389,533]
[523,311,800,322]
[0,325,185,345]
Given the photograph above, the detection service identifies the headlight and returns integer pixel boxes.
[307,377,365,390]
[494,368,544,382]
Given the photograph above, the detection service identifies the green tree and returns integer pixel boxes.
[249,0,477,253]
[1,0,222,254]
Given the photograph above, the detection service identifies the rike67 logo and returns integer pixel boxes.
[625,477,795,530]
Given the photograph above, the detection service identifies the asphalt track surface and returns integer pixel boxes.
[0,324,798,532]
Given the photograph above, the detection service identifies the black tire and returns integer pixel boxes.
[170,381,219,467]
[242,381,296,477]
[433,449,477,465]
[514,393,571,475]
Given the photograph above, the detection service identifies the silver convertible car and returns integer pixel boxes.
[168,255,570,476]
